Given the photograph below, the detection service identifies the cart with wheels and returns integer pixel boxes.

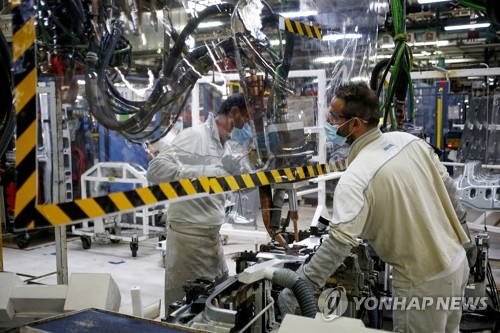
[71,162,166,257]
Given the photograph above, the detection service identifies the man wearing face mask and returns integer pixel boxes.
[156,114,184,151]
[279,82,475,333]
[146,93,249,317]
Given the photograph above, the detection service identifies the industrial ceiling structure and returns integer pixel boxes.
[0,0,498,89]
[385,0,499,70]
[116,0,500,91]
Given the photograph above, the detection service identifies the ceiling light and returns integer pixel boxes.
[429,58,478,64]
[281,10,318,18]
[413,40,449,47]
[417,0,450,4]
[444,22,490,31]
[380,40,449,48]
[323,33,362,41]
[197,21,223,29]
[314,56,344,63]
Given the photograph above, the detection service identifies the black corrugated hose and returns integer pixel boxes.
[273,268,318,318]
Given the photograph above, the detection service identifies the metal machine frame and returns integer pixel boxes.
[71,162,166,257]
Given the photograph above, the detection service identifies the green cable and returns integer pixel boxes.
[380,0,414,131]
[457,0,486,12]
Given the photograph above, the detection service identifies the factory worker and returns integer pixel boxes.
[278,82,476,333]
[146,93,250,316]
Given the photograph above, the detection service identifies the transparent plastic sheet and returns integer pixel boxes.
[33,0,379,210]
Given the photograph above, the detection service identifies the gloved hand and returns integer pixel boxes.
[459,214,478,268]
[278,288,299,316]
[221,155,242,175]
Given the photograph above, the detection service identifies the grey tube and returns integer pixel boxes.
[272,268,318,318]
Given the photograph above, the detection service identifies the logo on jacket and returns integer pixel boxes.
[383,143,394,151]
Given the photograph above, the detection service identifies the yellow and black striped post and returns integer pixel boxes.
[12,0,47,230]
[279,16,322,40]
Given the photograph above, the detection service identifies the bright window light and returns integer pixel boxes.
[281,10,318,18]
[444,22,490,31]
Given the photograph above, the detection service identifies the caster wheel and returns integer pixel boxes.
[110,229,120,243]
[17,234,30,249]
[81,236,92,250]
[130,242,139,257]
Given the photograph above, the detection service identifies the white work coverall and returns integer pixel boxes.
[295,128,471,333]
[147,113,230,315]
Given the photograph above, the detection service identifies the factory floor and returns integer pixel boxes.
[2,202,500,332]
[0,203,323,322]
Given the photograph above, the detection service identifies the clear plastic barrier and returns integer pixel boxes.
[32,0,379,207]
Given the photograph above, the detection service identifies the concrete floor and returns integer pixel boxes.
[2,202,500,331]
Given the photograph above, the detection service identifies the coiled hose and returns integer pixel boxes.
[272,268,318,318]
[84,4,236,143]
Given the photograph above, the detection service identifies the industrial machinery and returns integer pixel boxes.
[163,213,500,332]
[163,218,387,332]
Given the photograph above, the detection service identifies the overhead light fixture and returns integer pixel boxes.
[323,33,362,41]
[444,22,490,31]
[281,10,318,18]
[413,40,449,47]
[380,40,449,48]
[197,21,223,29]
[417,0,450,4]
[314,56,344,63]
[429,58,478,64]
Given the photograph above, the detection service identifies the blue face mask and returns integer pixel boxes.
[231,122,253,142]
[174,120,183,131]
[324,119,352,145]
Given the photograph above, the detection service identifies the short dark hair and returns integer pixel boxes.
[217,93,246,116]
[334,82,380,125]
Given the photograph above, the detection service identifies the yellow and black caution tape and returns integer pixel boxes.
[18,160,347,230]
[279,16,322,40]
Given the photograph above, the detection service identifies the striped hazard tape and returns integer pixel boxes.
[25,160,347,229]
[279,16,322,40]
